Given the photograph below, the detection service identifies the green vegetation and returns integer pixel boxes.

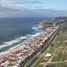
[33,28,67,67]
[46,63,67,67]
[52,34,67,62]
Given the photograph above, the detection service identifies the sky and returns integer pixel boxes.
[0,0,67,18]
[0,0,67,10]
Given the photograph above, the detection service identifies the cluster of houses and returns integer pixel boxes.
[0,27,57,67]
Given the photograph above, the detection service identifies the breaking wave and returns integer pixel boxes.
[0,23,43,55]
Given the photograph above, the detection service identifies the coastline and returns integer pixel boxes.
[0,24,59,67]
[1,17,65,67]
[0,20,43,54]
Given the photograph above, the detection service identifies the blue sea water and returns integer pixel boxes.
[0,17,48,54]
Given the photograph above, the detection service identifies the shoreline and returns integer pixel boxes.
[0,32,43,55]
[0,20,44,54]
[0,25,59,67]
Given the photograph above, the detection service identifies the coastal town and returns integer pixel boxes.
[33,17,67,67]
[0,0,67,67]
[0,17,66,67]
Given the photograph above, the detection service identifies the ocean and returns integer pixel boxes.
[0,17,48,54]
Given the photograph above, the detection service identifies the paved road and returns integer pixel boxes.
[21,28,59,67]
